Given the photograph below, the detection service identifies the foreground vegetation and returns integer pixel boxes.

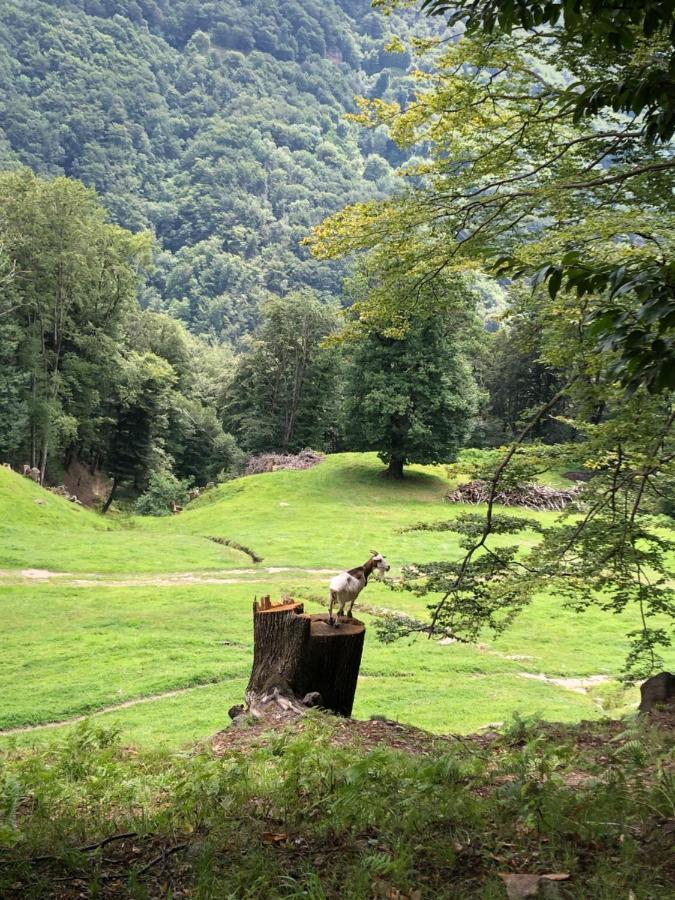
[1,712,673,898]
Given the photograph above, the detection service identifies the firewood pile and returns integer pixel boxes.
[447,479,580,511]
[48,485,82,504]
[245,449,324,475]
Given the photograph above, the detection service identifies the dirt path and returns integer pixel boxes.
[0,681,234,736]
[0,567,337,587]
[518,672,612,694]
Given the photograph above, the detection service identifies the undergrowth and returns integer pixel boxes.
[0,712,672,898]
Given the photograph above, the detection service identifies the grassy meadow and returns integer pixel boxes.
[0,454,671,750]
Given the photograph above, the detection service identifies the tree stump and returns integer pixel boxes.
[244,597,365,718]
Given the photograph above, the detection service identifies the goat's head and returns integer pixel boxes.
[370,550,390,577]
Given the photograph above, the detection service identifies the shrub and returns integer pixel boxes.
[135,470,190,516]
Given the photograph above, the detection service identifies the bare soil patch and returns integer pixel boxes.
[518,672,612,694]
[0,566,337,587]
[210,712,498,757]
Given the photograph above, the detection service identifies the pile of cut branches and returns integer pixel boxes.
[245,449,324,476]
[447,479,580,511]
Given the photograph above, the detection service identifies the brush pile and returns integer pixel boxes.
[48,484,82,504]
[447,479,580,511]
[245,449,325,476]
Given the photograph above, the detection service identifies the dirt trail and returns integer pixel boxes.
[0,567,337,587]
[0,681,234,736]
[518,672,612,694]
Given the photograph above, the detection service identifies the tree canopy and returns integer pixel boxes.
[344,313,479,477]
[225,292,341,453]
[0,169,242,494]
[312,2,675,391]
[0,0,434,341]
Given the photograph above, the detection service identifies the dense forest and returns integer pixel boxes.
[0,0,425,340]
[0,167,511,500]
[0,0,527,499]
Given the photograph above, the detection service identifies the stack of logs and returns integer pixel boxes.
[447,479,580,511]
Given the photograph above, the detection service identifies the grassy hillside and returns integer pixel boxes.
[2,454,671,749]
[0,466,246,572]
[0,455,544,572]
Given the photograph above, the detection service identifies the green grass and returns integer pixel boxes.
[0,466,245,572]
[171,454,554,568]
[0,454,672,750]
[0,576,638,746]
[0,456,549,573]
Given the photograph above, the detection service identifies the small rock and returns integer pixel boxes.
[499,873,569,899]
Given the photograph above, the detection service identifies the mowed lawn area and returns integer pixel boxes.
[0,455,670,748]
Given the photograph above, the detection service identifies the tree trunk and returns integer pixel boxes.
[101,475,118,514]
[385,456,405,479]
[39,436,48,486]
[244,598,365,718]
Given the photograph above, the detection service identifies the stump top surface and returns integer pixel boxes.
[255,600,304,614]
[310,613,365,637]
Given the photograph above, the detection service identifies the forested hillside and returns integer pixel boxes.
[0,0,423,339]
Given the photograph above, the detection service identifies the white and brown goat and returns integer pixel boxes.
[328,552,390,625]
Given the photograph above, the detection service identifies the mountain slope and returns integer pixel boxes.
[0,0,424,340]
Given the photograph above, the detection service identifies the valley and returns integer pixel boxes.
[1,455,661,749]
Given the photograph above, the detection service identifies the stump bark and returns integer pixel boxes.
[244,597,365,717]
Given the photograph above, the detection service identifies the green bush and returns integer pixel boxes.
[135,470,191,516]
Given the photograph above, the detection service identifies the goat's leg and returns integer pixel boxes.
[336,593,346,625]
[347,594,357,618]
[328,590,336,626]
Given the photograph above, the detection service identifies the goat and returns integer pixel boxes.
[328,551,390,625]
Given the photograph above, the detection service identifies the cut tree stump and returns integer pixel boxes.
[244,596,365,718]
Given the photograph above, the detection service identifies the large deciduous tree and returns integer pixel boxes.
[101,351,175,513]
[344,315,479,478]
[224,292,341,454]
[0,168,151,481]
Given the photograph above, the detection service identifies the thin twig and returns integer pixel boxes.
[80,831,141,853]
[136,842,189,877]
[29,831,141,863]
